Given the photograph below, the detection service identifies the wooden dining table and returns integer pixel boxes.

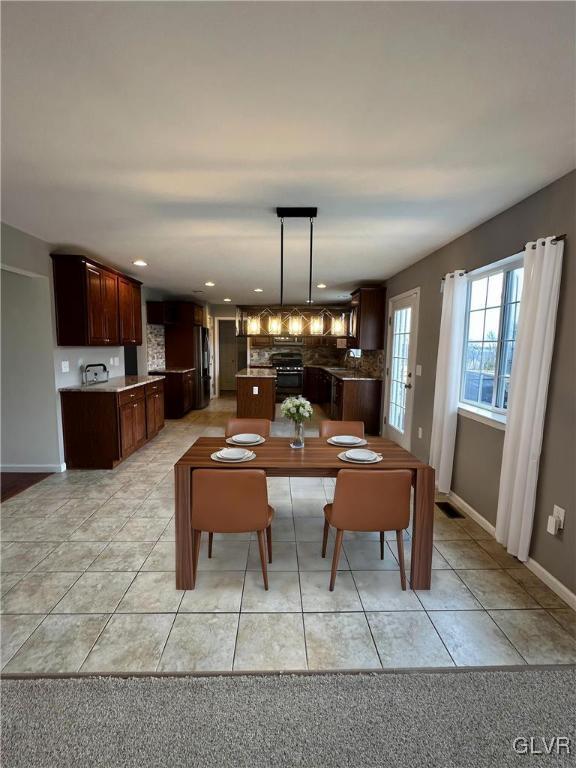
[174,437,435,590]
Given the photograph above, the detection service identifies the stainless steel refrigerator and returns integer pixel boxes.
[194,326,210,409]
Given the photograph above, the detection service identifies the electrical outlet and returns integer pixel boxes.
[252,386,259,395]
[553,505,565,529]
[114,357,120,366]
[110,357,114,366]
[418,427,423,439]
[61,360,69,373]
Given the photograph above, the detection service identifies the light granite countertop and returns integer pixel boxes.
[59,374,165,393]
[236,367,278,378]
[149,368,196,374]
[309,365,383,382]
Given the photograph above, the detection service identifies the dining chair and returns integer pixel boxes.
[191,469,273,589]
[225,418,271,438]
[322,469,412,591]
[319,420,365,439]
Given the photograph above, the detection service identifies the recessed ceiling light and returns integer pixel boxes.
[133,260,147,267]
[223,298,232,303]
[317,283,327,289]
[254,288,263,293]
[205,281,215,287]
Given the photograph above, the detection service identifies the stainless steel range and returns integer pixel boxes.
[269,351,304,400]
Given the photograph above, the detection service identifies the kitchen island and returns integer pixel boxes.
[236,368,276,421]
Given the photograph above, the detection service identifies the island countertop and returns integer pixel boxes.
[149,368,196,374]
[59,374,165,393]
[236,368,277,378]
[307,365,383,382]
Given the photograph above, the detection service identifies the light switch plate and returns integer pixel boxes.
[113,356,120,366]
[252,386,259,395]
[418,427,423,439]
[61,360,69,373]
[553,505,566,529]
[416,364,422,376]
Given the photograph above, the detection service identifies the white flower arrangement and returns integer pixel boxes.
[280,395,313,424]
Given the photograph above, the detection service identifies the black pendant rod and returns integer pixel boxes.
[280,217,284,306]
[308,217,314,305]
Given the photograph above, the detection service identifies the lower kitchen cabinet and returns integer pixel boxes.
[60,379,165,469]
[304,367,383,435]
[149,369,196,419]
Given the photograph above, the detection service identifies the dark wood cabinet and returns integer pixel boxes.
[60,379,164,469]
[348,287,386,350]
[146,301,204,328]
[119,277,142,345]
[149,370,195,419]
[51,254,141,346]
[303,366,321,402]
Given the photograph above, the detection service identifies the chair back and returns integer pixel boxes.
[192,469,270,532]
[225,418,271,438]
[330,469,412,531]
[319,420,365,439]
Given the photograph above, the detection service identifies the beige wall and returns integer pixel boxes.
[384,170,575,592]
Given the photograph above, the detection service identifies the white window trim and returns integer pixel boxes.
[458,252,524,425]
[458,403,506,431]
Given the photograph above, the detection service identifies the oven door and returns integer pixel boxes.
[276,371,304,399]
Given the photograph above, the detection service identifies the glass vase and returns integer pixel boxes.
[290,421,305,449]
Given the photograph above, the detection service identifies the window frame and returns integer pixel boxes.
[459,253,524,421]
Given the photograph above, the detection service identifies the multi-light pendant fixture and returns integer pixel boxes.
[240,207,348,338]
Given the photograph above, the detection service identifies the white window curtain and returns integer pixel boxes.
[496,236,564,561]
[429,271,467,493]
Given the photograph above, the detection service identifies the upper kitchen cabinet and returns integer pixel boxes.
[51,254,142,346]
[348,287,386,350]
[118,276,142,345]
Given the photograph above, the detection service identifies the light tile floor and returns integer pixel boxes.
[1,396,575,674]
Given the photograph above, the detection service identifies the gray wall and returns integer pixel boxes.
[1,269,63,469]
[384,170,575,591]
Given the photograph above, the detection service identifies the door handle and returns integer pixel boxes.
[404,383,412,389]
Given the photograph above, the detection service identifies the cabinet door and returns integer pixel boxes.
[86,267,106,344]
[193,304,204,326]
[118,277,135,344]
[120,402,135,456]
[133,399,147,445]
[154,390,165,430]
[102,271,119,344]
[131,283,142,344]
[146,393,156,438]
[183,374,193,412]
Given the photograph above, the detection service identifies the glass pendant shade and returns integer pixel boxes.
[331,315,345,336]
[268,316,282,336]
[247,316,261,335]
[310,316,324,335]
[288,316,303,336]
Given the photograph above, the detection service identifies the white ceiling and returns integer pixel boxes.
[2,2,574,304]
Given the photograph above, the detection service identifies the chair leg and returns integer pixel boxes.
[379,531,385,560]
[329,529,344,591]
[322,519,329,558]
[257,530,269,591]
[192,529,202,589]
[208,532,213,558]
[265,524,272,564]
[396,530,407,591]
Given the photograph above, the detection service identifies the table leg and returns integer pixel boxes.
[410,465,435,590]
[175,464,194,590]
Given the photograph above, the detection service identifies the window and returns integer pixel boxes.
[461,261,524,416]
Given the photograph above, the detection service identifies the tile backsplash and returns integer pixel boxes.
[147,324,165,370]
[248,344,385,378]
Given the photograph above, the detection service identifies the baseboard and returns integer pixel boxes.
[524,558,576,612]
[448,491,576,611]
[1,463,66,473]
[448,491,496,536]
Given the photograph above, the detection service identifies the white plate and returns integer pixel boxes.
[217,447,251,461]
[229,433,262,445]
[226,435,265,446]
[211,450,256,463]
[346,448,378,462]
[327,436,367,447]
[338,451,382,465]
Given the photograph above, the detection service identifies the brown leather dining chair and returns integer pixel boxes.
[225,418,271,438]
[191,469,273,589]
[319,420,365,439]
[322,469,412,591]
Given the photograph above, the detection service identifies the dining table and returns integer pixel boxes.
[174,436,435,590]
